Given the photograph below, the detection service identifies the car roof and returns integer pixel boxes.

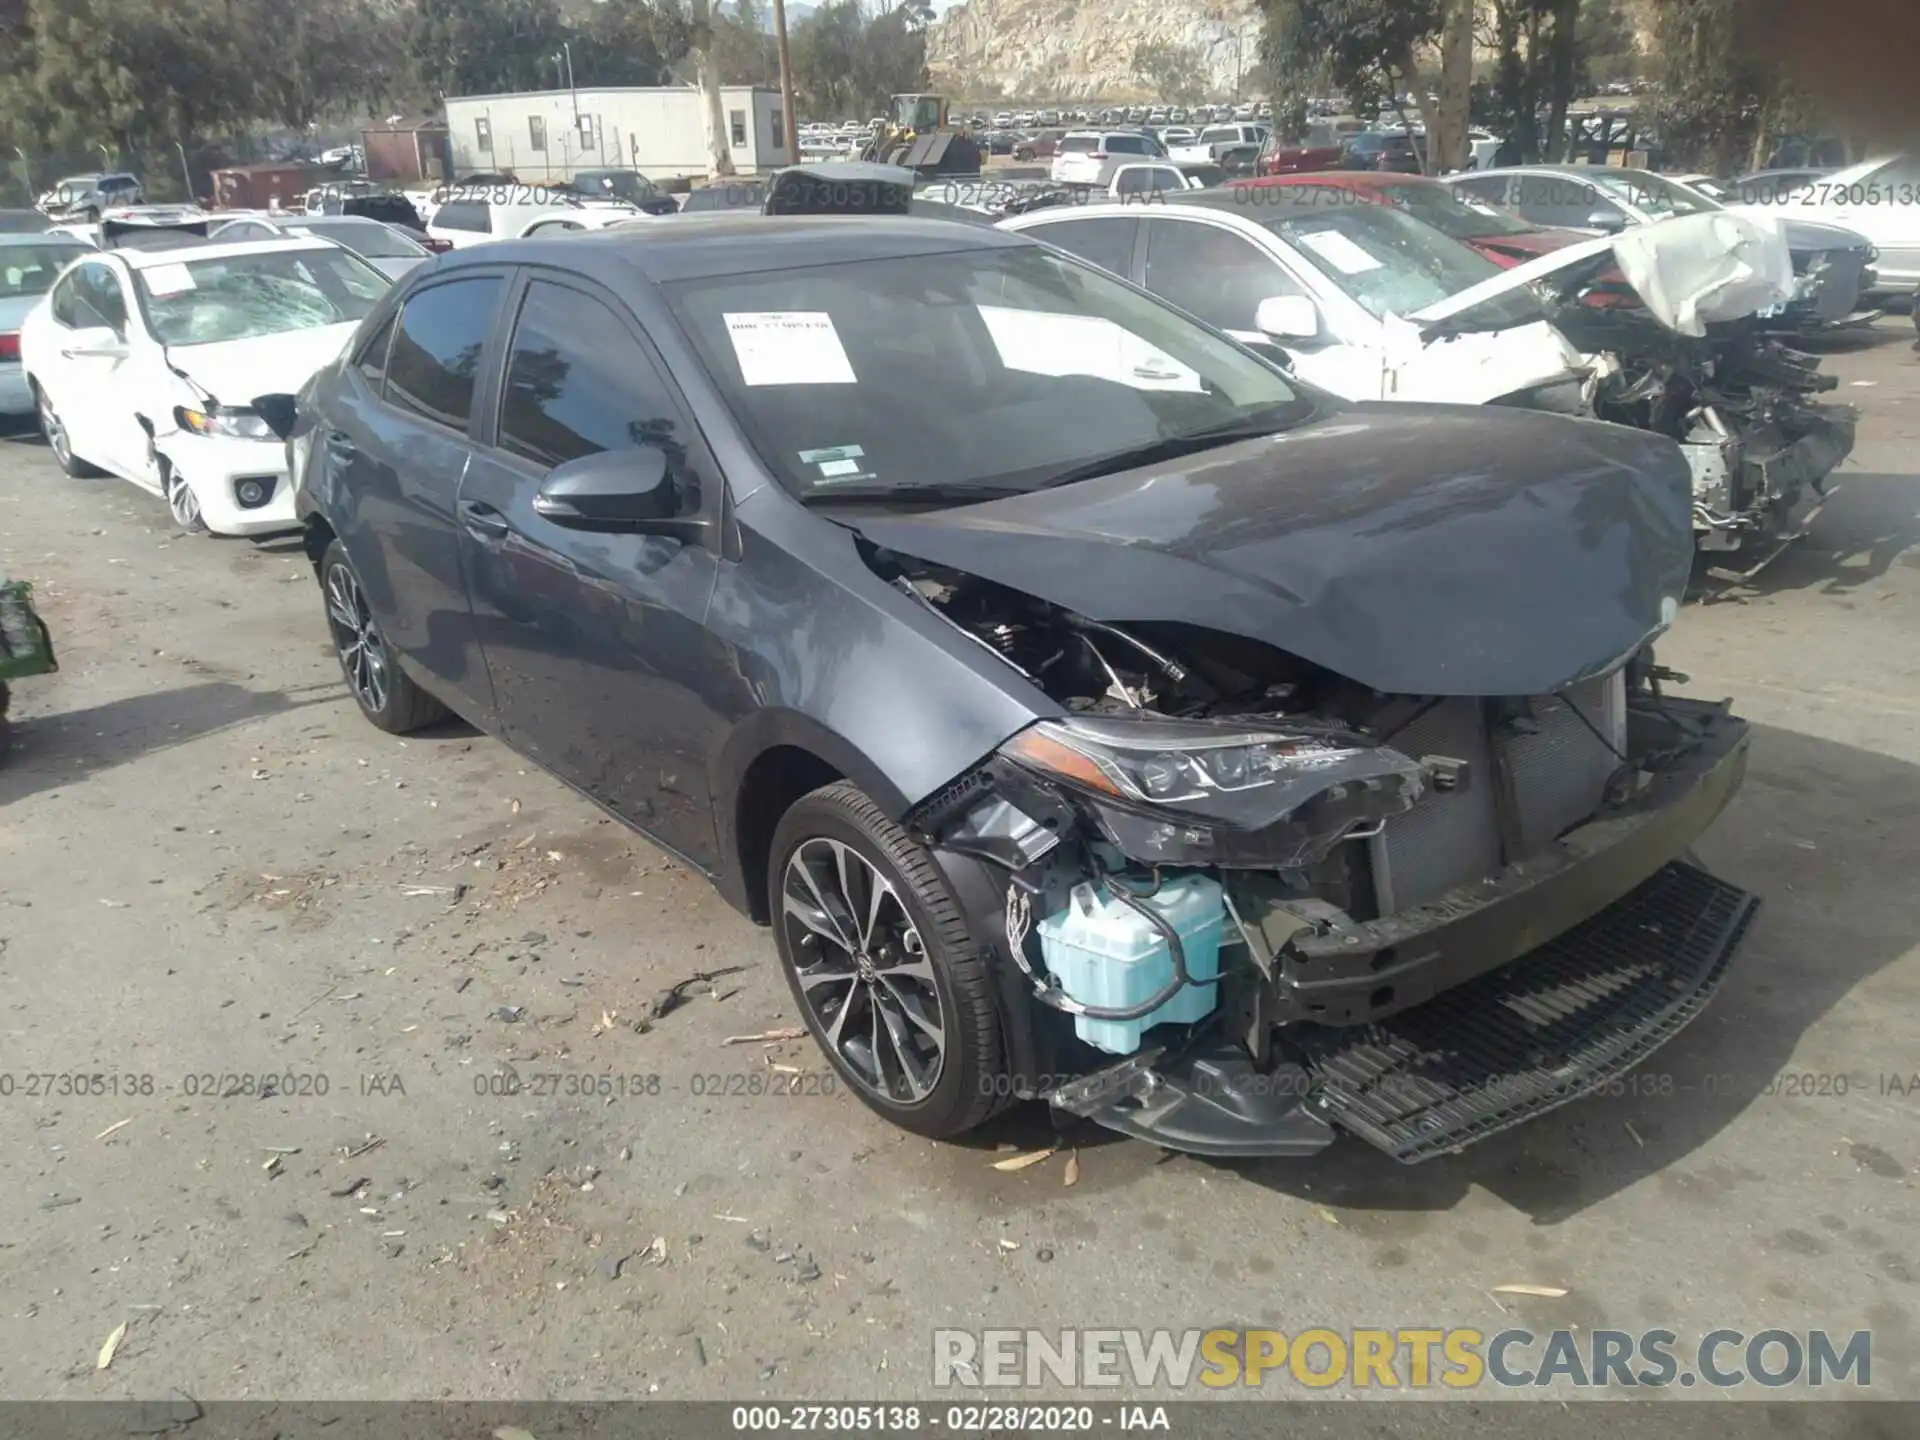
[1236,171,1432,192]
[0,230,90,248]
[114,235,340,268]
[435,215,1028,285]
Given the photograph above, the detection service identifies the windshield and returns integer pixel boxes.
[135,247,389,346]
[1590,170,1720,218]
[1232,196,1518,321]
[663,244,1315,501]
[1,243,90,298]
[577,171,662,202]
[1374,182,1534,238]
[295,220,424,259]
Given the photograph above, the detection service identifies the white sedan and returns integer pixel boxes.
[425,193,642,249]
[1000,188,1587,408]
[19,235,389,535]
[1737,155,1920,296]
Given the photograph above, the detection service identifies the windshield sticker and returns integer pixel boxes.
[797,444,866,464]
[724,311,856,387]
[975,306,1202,393]
[144,262,197,296]
[817,458,864,478]
[1297,230,1384,275]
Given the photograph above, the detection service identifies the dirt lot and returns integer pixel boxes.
[2,321,1918,1407]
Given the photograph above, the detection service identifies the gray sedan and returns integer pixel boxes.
[210,215,433,280]
[257,215,1755,1163]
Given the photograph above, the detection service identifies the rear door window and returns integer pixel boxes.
[433,200,490,233]
[1513,175,1620,228]
[1450,174,1512,209]
[1143,218,1302,333]
[1026,216,1139,278]
[383,277,504,431]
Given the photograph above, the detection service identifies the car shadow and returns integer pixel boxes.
[1694,471,1920,600]
[1213,720,1916,1223]
[0,679,343,805]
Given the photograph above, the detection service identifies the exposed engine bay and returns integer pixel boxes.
[1547,275,1857,561]
[885,553,1757,1161]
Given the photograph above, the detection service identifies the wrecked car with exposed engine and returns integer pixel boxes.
[276,217,1758,1164]
[1423,211,1858,569]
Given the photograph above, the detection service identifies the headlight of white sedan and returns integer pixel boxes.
[174,404,276,440]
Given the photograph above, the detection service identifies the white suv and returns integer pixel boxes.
[1050,131,1168,189]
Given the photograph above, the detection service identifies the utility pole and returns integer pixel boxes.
[772,0,799,164]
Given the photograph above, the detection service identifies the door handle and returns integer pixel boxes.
[324,432,357,459]
[459,500,512,541]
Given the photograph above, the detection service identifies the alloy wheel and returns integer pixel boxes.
[39,394,71,467]
[323,562,390,714]
[167,475,202,529]
[780,837,947,1104]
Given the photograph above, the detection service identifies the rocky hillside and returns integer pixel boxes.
[928,0,1265,103]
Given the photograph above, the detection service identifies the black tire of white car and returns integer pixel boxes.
[318,539,450,735]
[165,471,209,535]
[768,782,1014,1140]
[35,386,104,479]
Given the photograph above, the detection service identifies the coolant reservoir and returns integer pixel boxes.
[1036,873,1226,1056]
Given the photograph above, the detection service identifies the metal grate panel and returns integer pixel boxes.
[1505,673,1625,855]
[1299,863,1759,1163]
[1367,699,1502,914]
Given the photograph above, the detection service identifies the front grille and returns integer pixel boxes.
[1299,862,1759,1162]
[1369,674,1624,914]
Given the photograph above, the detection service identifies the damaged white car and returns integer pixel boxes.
[1431,210,1857,563]
[998,188,1592,412]
[1009,190,1852,562]
[18,233,389,535]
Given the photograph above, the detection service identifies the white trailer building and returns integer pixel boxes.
[443,85,795,183]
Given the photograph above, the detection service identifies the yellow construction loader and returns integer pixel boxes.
[861,93,983,178]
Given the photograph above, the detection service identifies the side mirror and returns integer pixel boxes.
[1255,294,1321,342]
[252,393,299,441]
[1585,209,1629,234]
[533,447,708,543]
[64,326,127,361]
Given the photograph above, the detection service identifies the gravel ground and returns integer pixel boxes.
[1,321,1916,1408]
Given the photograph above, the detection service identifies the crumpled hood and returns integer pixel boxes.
[166,323,361,407]
[1415,212,1797,338]
[850,404,1695,698]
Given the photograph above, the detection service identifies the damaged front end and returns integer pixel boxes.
[1422,214,1858,565]
[894,562,1756,1163]
[1556,301,1857,562]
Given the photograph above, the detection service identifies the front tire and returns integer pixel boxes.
[165,469,208,534]
[768,782,1012,1139]
[318,539,449,734]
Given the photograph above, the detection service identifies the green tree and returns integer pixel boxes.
[1260,0,1446,167]
[1647,0,1802,172]
[1478,0,1586,164]
[790,1,925,120]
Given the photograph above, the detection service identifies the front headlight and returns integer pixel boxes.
[175,405,275,440]
[1001,715,1426,869]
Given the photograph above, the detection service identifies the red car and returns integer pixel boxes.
[1228,171,1585,268]
[1254,126,1347,177]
